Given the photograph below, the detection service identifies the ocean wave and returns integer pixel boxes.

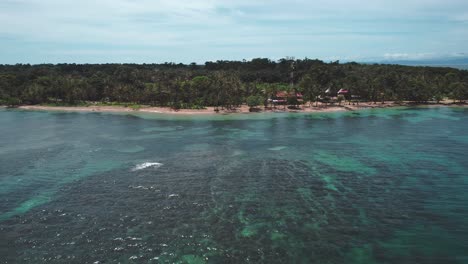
[131,162,163,171]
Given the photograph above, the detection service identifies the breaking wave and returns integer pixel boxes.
[131,162,163,171]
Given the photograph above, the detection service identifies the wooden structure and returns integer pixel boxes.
[269,91,303,105]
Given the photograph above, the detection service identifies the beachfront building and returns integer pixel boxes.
[318,88,333,103]
[337,89,350,100]
[268,91,304,106]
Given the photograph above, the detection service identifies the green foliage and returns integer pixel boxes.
[3,97,22,107]
[433,93,444,103]
[287,96,299,106]
[337,94,345,105]
[450,82,468,102]
[0,60,466,108]
[246,95,263,108]
[41,101,90,107]
[129,104,142,110]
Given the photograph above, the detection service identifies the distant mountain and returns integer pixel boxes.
[376,57,468,70]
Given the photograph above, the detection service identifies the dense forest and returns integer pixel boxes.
[1,58,467,109]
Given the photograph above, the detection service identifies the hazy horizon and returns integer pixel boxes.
[1,57,468,71]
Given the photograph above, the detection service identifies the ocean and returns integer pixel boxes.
[1,107,467,263]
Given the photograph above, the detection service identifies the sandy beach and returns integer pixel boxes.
[10,101,465,115]
[5,102,414,115]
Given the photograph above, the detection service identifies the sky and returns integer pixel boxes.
[1,0,468,64]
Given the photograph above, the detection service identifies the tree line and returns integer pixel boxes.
[0,58,467,109]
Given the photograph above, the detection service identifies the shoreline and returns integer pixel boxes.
[2,101,466,116]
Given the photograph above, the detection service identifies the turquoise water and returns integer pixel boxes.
[0,107,467,263]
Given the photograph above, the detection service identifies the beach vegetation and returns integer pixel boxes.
[2,97,22,107]
[1,59,467,109]
[337,94,345,105]
[247,95,263,111]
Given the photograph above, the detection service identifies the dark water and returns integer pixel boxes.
[1,107,468,264]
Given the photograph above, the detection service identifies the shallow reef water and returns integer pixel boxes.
[0,107,467,263]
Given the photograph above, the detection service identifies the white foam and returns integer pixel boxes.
[132,162,163,171]
[268,146,287,151]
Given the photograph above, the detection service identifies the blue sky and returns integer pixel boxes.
[1,0,467,64]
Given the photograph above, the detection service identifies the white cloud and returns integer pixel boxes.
[382,52,468,61]
[452,13,468,22]
[383,53,437,60]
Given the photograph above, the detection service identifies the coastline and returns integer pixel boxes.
[2,101,466,116]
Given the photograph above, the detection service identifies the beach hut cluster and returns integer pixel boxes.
[268,88,360,107]
[268,91,304,105]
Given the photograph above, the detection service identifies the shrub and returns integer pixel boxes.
[4,97,22,107]
[247,95,263,109]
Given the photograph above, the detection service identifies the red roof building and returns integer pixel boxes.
[337,89,349,95]
[270,91,303,104]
